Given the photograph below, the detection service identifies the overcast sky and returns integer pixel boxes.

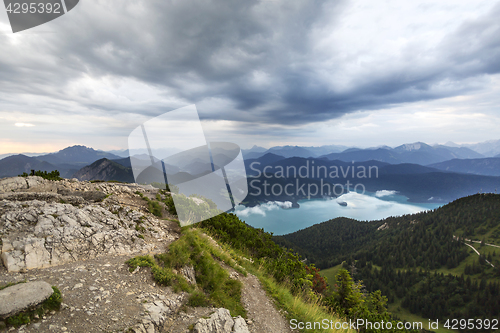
[1,0,500,153]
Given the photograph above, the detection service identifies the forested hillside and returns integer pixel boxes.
[274,193,500,328]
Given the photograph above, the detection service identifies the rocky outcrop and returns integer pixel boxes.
[0,177,176,273]
[193,308,250,333]
[0,176,31,192]
[125,293,188,333]
[377,222,389,231]
[0,199,173,272]
[0,281,54,319]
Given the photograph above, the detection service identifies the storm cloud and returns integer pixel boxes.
[1,0,500,150]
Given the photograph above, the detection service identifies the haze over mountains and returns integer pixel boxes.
[244,141,487,164]
[429,158,500,177]
[1,140,500,205]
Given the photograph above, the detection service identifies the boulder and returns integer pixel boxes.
[233,316,250,333]
[193,308,249,333]
[0,177,27,193]
[0,281,54,319]
[25,176,45,189]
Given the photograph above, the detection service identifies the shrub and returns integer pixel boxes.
[200,213,311,293]
[187,291,210,307]
[44,286,62,311]
[148,200,162,217]
[19,170,62,181]
[164,195,177,216]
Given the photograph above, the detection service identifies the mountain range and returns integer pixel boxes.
[0,154,57,178]
[0,146,121,179]
[428,157,500,176]
[241,141,492,162]
[319,142,483,165]
[243,153,500,204]
[447,139,500,157]
[1,141,500,204]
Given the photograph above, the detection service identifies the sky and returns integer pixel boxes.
[1,0,500,154]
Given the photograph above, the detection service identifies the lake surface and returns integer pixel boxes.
[234,190,443,235]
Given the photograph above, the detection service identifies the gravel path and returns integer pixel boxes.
[240,273,295,333]
[0,253,186,333]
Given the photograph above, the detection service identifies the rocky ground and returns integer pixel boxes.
[0,177,295,333]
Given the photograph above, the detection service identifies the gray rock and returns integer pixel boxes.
[80,191,107,202]
[0,200,158,272]
[25,176,45,189]
[193,308,249,333]
[0,192,84,205]
[0,177,175,272]
[0,177,28,193]
[57,189,106,202]
[233,316,250,333]
[180,265,196,285]
[0,281,54,319]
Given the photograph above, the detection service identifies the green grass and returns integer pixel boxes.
[470,242,500,257]
[133,226,352,332]
[388,300,455,333]
[196,237,354,333]
[389,243,498,282]
[242,262,354,333]
[320,263,382,286]
[455,225,500,247]
[135,191,164,217]
[126,229,246,317]
[433,248,478,276]
[431,244,500,282]
[319,264,342,285]
[147,200,162,217]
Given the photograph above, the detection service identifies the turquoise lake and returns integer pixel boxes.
[234,190,443,235]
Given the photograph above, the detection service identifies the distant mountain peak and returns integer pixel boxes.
[58,145,93,153]
[72,158,134,182]
[443,141,460,147]
[34,145,122,171]
[395,142,430,152]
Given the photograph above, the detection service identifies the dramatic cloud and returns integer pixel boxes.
[1,0,500,151]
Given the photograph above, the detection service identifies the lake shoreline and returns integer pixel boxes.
[235,192,444,235]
